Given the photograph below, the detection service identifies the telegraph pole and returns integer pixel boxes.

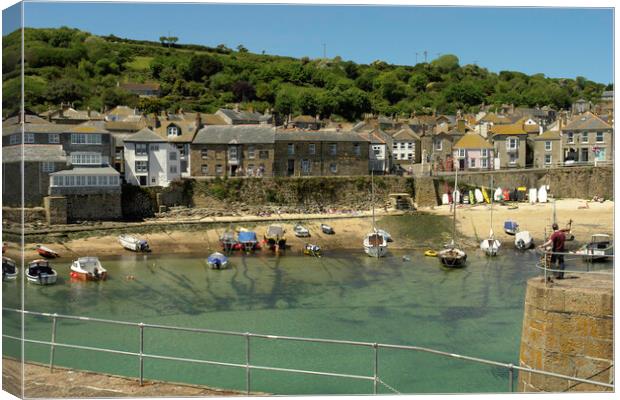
[423,50,428,63]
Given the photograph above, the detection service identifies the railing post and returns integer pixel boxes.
[139,323,144,386]
[373,343,378,395]
[245,332,251,395]
[508,363,514,392]
[48,313,58,372]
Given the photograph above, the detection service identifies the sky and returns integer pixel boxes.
[3,2,614,84]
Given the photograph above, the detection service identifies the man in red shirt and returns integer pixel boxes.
[540,223,566,279]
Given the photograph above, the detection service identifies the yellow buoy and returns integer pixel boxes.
[424,250,438,257]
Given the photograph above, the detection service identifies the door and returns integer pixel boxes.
[287,159,295,176]
[139,176,147,186]
[459,159,465,170]
[581,148,589,163]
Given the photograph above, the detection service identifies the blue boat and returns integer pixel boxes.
[207,252,228,269]
[237,231,259,252]
[503,220,519,236]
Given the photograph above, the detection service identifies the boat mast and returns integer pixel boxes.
[490,175,494,236]
[452,164,458,245]
[371,170,376,230]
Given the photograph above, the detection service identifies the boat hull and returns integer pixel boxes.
[70,270,107,281]
[480,239,501,256]
[364,244,388,257]
[515,232,533,250]
[3,271,18,281]
[438,248,467,267]
[27,272,57,285]
[37,249,59,258]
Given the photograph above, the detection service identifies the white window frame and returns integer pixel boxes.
[24,133,35,144]
[544,154,552,165]
[201,165,209,174]
[135,143,147,156]
[169,151,177,161]
[329,163,338,173]
[353,143,361,157]
[596,132,604,143]
[167,126,179,137]
[201,149,209,159]
[469,158,476,168]
[71,133,101,144]
[9,134,19,145]
[481,149,489,158]
[135,160,148,173]
[434,139,442,151]
[544,141,552,151]
[567,132,574,144]
[329,143,337,156]
[581,132,588,144]
[41,162,55,172]
[170,165,178,174]
[301,159,311,173]
[509,153,518,165]
[48,133,60,144]
[287,143,295,155]
[71,152,102,166]
[457,149,465,158]
[247,145,256,159]
[309,143,316,155]
[216,164,223,175]
[506,138,518,150]
[481,158,488,168]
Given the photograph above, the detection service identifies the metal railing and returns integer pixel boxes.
[535,248,614,283]
[2,308,613,394]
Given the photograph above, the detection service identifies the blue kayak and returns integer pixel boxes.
[207,252,228,269]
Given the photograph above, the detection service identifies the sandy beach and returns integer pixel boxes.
[4,199,613,261]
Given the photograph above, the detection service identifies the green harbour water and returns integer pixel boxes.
[1,215,587,394]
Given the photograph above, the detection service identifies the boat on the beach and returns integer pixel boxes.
[494,187,503,202]
[480,177,501,256]
[220,231,238,252]
[573,234,613,261]
[70,257,107,281]
[441,193,450,205]
[36,244,59,258]
[504,220,519,235]
[528,188,538,204]
[438,166,467,268]
[118,234,150,252]
[376,229,393,242]
[474,188,484,204]
[265,224,287,252]
[294,224,310,237]
[321,224,335,235]
[2,256,18,281]
[303,243,321,256]
[538,185,548,203]
[238,231,259,252]
[515,231,534,250]
[363,171,388,258]
[207,252,228,269]
[26,259,57,285]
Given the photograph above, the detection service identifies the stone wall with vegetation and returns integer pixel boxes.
[518,275,613,392]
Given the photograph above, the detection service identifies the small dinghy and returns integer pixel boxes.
[538,186,548,203]
[238,231,259,252]
[468,190,475,204]
[27,259,57,285]
[70,257,107,281]
[303,243,321,256]
[376,229,393,242]
[2,256,18,281]
[474,189,484,204]
[118,234,150,252]
[321,224,335,234]
[441,193,450,205]
[494,187,503,202]
[515,231,534,250]
[438,245,467,267]
[265,224,287,252]
[504,220,519,235]
[528,188,538,204]
[36,244,59,258]
[574,234,613,262]
[480,233,501,256]
[294,224,310,237]
[220,231,238,252]
[363,231,388,257]
[453,190,461,204]
[207,252,228,269]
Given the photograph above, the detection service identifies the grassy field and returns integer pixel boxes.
[125,56,153,71]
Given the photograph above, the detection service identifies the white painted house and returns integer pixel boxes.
[391,126,421,165]
[123,128,180,187]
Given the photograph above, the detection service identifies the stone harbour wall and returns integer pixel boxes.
[517,274,613,392]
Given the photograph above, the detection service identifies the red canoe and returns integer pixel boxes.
[36,245,59,258]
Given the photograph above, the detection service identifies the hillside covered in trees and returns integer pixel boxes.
[2,26,611,119]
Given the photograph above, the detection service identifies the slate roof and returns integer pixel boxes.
[490,124,527,136]
[2,144,67,163]
[366,129,393,145]
[453,133,493,149]
[155,119,201,143]
[601,91,613,101]
[217,108,271,123]
[194,125,276,144]
[563,112,612,131]
[50,166,120,176]
[2,123,75,136]
[535,130,561,140]
[392,126,421,141]
[124,128,167,143]
[104,120,145,132]
[3,114,50,126]
[275,130,370,143]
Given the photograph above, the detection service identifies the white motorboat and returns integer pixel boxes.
[480,177,501,256]
[26,259,57,285]
[294,224,310,237]
[574,234,613,261]
[207,252,228,269]
[504,220,519,235]
[303,243,321,256]
[70,257,107,281]
[320,224,335,234]
[515,231,534,250]
[2,256,18,281]
[118,234,150,252]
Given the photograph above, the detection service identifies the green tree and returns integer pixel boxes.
[186,54,223,82]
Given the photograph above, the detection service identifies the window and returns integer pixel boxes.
[87,176,97,186]
[167,126,179,136]
[201,165,209,174]
[469,158,476,168]
[353,143,361,156]
[170,165,177,174]
[596,132,604,143]
[76,176,86,186]
[481,149,489,158]
[52,176,63,186]
[115,150,122,160]
[136,143,147,156]
[434,139,442,151]
[135,161,148,173]
[301,159,311,173]
[228,146,238,159]
[567,132,574,144]
[287,143,295,155]
[177,144,186,157]
[544,141,552,151]
[24,133,35,144]
[329,163,337,173]
[151,144,159,151]
[48,133,60,144]
[71,152,102,165]
[41,162,55,172]
[329,143,337,156]
[309,143,316,155]
[457,149,465,158]
[407,143,413,149]
[169,151,177,161]
[247,145,255,159]
[393,143,398,150]
[216,164,223,175]
[481,158,488,168]
[506,138,518,150]
[509,153,517,165]
[9,134,19,145]
[201,149,209,159]
[100,176,109,186]
[71,133,101,144]
[581,132,588,143]
[407,153,413,160]
[66,176,75,186]
[544,154,552,165]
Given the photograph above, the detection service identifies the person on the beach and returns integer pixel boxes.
[539,223,566,279]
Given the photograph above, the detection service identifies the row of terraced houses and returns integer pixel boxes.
[2,96,614,218]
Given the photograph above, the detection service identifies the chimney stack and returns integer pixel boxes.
[87,106,91,118]
[195,112,202,130]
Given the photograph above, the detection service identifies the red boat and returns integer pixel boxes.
[36,245,59,258]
